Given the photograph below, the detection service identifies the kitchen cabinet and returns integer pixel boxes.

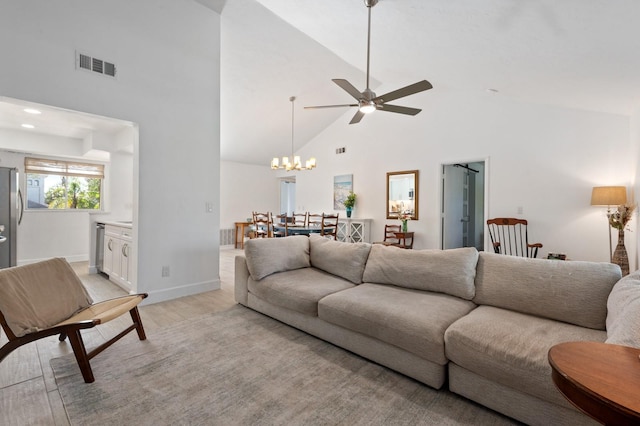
[337,218,371,243]
[103,223,133,291]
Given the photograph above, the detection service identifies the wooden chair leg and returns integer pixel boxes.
[66,329,95,383]
[129,307,147,341]
[58,332,67,342]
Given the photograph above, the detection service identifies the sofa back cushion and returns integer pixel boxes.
[244,235,310,280]
[474,252,621,330]
[309,234,372,284]
[606,271,640,348]
[362,245,478,300]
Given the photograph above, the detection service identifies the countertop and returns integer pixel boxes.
[101,220,133,229]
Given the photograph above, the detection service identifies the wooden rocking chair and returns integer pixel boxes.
[486,218,543,258]
[0,258,148,383]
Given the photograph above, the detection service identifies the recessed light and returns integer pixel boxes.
[23,108,42,115]
[21,124,35,129]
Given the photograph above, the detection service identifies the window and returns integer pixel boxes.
[25,157,104,210]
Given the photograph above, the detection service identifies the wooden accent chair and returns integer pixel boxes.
[486,218,543,258]
[374,224,402,246]
[251,211,273,238]
[0,258,147,383]
[320,213,340,240]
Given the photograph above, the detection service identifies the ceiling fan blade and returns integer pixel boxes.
[349,110,365,124]
[373,80,433,103]
[333,79,364,100]
[379,104,422,116]
[304,104,357,109]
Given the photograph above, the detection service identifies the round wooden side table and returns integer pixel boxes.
[548,341,640,425]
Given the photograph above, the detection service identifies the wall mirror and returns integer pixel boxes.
[386,170,419,220]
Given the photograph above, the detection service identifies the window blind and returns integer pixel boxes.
[25,157,105,179]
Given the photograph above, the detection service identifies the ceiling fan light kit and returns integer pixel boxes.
[271,96,317,171]
[305,0,433,124]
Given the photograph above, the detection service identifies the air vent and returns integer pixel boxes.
[76,51,117,78]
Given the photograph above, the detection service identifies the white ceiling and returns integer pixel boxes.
[2,0,639,165]
[221,0,640,164]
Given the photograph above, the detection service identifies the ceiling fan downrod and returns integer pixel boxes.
[364,0,378,91]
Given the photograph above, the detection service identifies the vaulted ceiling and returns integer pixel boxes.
[221,0,640,165]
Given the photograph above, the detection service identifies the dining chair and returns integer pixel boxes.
[0,257,148,383]
[252,212,273,238]
[486,217,543,258]
[374,224,402,246]
[320,213,340,240]
[273,213,289,237]
[292,212,308,227]
[307,213,323,228]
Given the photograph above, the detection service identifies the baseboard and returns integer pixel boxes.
[18,254,89,266]
[144,279,221,304]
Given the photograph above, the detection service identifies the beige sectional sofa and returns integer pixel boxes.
[234,234,639,425]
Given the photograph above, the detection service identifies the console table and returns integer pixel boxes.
[234,221,252,249]
[393,232,414,249]
[548,341,640,425]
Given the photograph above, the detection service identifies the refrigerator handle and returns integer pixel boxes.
[18,188,24,225]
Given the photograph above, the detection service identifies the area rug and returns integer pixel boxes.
[51,305,518,425]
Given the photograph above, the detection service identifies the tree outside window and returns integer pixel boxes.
[25,158,104,210]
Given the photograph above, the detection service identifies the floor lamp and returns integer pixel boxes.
[591,186,627,262]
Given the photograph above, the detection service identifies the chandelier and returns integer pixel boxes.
[271,96,316,171]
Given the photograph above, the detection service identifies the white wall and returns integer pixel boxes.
[631,105,640,269]
[1,0,221,303]
[220,160,280,230]
[291,87,635,267]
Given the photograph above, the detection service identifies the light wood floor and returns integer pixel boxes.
[0,247,242,426]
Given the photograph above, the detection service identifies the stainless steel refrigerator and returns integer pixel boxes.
[0,167,23,268]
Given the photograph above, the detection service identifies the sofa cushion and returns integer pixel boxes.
[244,235,310,280]
[318,283,477,364]
[248,267,355,316]
[362,245,478,300]
[309,234,371,284]
[444,305,607,409]
[606,271,640,348]
[473,252,621,330]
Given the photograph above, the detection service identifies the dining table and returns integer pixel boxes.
[273,224,330,236]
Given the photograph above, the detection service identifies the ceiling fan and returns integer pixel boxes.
[305,0,433,125]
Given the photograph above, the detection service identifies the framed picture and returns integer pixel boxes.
[333,174,353,210]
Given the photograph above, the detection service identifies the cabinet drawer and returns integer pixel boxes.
[105,225,132,240]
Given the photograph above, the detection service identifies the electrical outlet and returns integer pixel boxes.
[517,206,523,214]
[161,266,170,277]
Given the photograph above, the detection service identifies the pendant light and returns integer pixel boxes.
[271,96,316,171]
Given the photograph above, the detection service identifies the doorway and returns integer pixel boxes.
[441,161,487,250]
[280,177,295,215]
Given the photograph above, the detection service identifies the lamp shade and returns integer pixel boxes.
[590,186,627,206]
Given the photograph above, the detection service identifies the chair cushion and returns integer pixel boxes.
[319,283,477,364]
[362,245,478,300]
[248,267,355,316]
[474,252,621,330]
[606,271,640,348]
[244,235,310,280]
[309,234,371,284]
[445,306,607,408]
[0,258,93,337]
